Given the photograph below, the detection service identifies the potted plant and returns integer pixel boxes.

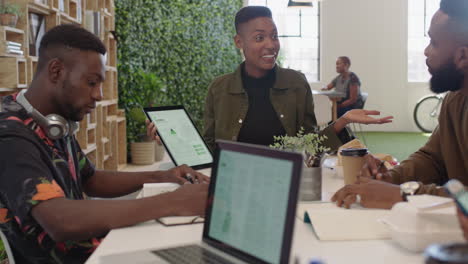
[0,1,21,27]
[128,107,155,165]
[271,128,330,201]
[124,70,167,164]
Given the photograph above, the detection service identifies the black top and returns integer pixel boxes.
[237,64,286,146]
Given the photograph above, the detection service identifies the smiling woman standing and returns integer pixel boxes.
[202,6,392,151]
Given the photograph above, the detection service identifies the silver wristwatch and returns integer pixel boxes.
[400,181,421,201]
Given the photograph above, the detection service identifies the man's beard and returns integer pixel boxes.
[58,80,84,122]
[429,61,464,94]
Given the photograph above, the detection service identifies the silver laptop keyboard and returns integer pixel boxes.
[152,244,236,264]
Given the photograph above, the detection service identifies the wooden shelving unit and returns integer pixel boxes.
[0,0,127,170]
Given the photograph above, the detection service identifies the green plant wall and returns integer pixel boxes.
[115,0,243,144]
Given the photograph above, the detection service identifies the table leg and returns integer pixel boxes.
[331,98,338,121]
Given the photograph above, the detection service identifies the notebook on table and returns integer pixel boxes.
[139,182,205,226]
[101,140,303,264]
[143,105,213,170]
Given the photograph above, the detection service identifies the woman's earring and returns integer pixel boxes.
[239,48,245,60]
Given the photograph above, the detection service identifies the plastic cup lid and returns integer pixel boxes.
[425,243,468,263]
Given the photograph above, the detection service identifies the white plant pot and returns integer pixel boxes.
[131,141,155,165]
[154,142,165,162]
[299,167,322,201]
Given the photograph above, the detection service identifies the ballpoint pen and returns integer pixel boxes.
[184,173,194,184]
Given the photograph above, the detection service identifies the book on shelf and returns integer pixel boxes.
[76,0,82,23]
[7,45,22,51]
[6,49,23,55]
[34,0,48,5]
[84,11,101,36]
[29,13,45,56]
[59,0,65,12]
[6,41,21,47]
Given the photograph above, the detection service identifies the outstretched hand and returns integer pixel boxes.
[342,109,394,125]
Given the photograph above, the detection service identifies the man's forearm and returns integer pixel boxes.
[332,117,350,134]
[32,193,182,242]
[84,170,167,198]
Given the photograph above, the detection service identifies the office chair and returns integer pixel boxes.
[0,229,15,264]
[351,92,368,146]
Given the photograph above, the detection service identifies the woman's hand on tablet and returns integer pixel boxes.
[146,119,162,145]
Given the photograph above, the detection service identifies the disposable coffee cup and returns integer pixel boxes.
[340,148,368,185]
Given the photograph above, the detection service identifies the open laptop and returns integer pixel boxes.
[144,106,213,172]
[101,140,303,264]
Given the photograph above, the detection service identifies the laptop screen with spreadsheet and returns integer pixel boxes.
[203,140,302,264]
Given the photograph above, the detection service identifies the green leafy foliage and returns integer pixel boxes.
[115,0,243,145]
[0,239,5,261]
[271,128,330,167]
[0,2,22,16]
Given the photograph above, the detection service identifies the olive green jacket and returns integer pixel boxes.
[203,64,347,151]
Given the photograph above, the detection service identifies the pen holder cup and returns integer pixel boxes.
[155,142,165,162]
[299,167,322,201]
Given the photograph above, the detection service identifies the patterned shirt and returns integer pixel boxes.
[0,94,101,264]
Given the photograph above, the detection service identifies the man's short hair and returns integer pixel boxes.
[440,0,468,23]
[338,56,351,66]
[37,24,106,71]
[235,6,273,34]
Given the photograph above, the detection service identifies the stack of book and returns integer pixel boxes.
[6,41,23,56]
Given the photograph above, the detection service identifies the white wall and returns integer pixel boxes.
[310,0,431,132]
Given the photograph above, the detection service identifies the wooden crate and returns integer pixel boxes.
[103,70,113,100]
[108,32,116,67]
[104,119,118,170]
[0,57,27,89]
[117,118,127,170]
[0,26,26,57]
[26,56,38,84]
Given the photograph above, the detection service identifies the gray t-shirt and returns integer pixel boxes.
[331,72,363,107]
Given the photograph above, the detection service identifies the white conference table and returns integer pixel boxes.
[85,156,424,264]
[312,90,345,122]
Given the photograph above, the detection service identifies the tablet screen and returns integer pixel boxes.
[144,106,213,169]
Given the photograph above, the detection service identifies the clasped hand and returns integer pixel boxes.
[159,165,210,185]
[331,154,402,209]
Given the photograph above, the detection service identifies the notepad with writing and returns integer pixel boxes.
[141,183,204,226]
[297,202,391,241]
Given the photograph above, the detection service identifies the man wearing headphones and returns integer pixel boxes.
[0,25,208,264]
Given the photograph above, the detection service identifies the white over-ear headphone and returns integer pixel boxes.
[16,89,77,140]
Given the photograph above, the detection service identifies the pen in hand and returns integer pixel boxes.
[184,173,194,184]
[374,160,385,180]
[183,173,199,184]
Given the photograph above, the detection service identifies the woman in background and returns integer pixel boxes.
[323,56,364,118]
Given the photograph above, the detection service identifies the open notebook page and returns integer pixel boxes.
[297,202,391,241]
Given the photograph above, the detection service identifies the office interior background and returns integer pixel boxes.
[118,0,439,138]
[0,0,444,261]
